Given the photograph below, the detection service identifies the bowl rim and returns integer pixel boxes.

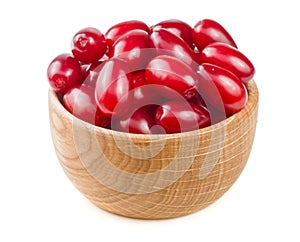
[49,80,258,140]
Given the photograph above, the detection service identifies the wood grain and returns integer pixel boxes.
[48,80,259,219]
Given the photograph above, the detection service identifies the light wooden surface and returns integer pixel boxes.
[48,80,259,219]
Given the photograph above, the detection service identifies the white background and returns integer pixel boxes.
[0,0,299,241]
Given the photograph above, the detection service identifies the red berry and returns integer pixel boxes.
[145,55,198,100]
[149,28,197,67]
[71,27,107,64]
[151,19,194,49]
[63,84,111,128]
[113,109,156,134]
[196,63,248,115]
[95,58,133,117]
[193,19,237,51]
[105,20,150,48]
[155,101,211,133]
[108,29,151,71]
[201,42,255,83]
[47,54,83,94]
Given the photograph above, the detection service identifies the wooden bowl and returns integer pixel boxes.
[48,80,258,219]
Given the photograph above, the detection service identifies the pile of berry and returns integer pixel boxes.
[47,19,255,134]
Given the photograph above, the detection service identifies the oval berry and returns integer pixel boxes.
[196,63,248,115]
[113,109,156,134]
[145,55,198,100]
[108,29,151,71]
[47,54,83,94]
[149,28,197,67]
[63,84,111,128]
[95,58,133,117]
[201,42,255,83]
[155,101,211,133]
[71,27,107,64]
[151,19,194,49]
[105,20,150,48]
[193,19,237,51]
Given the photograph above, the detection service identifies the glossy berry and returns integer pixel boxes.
[63,84,111,128]
[105,20,150,48]
[113,109,156,134]
[149,28,197,67]
[145,55,198,100]
[155,101,211,133]
[193,19,237,51]
[196,63,248,115]
[201,42,255,83]
[151,19,194,49]
[47,54,83,94]
[95,58,133,117]
[71,27,107,64]
[108,29,151,71]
